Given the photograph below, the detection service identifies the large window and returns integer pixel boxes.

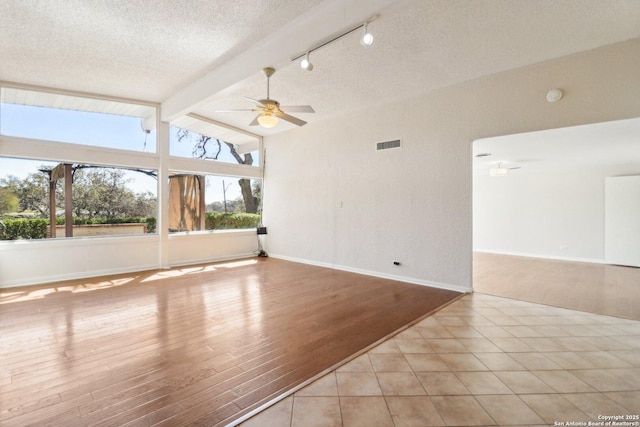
[168,173,261,233]
[0,157,157,240]
[0,85,263,243]
[170,122,260,166]
[0,87,156,153]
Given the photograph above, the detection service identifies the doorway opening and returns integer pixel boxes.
[472,118,640,320]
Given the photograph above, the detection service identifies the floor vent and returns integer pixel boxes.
[376,139,401,151]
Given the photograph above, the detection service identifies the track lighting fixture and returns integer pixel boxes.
[292,15,378,70]
[300,52,313,71]
[361,22,374,46]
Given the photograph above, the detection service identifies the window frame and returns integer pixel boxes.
[0,81,264,244]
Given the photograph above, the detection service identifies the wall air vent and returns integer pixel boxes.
[376,139,402,151]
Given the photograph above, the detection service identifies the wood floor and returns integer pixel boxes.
[474,252,640,320]
[0,258,460,427]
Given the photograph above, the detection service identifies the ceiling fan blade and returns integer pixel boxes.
[276,111,307,127]
[281,105,315,113]
[243,96,267,106]
[249,115,260,126]
[215,108,258,113]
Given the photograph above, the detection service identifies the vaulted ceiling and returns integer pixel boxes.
[2,0,640,136]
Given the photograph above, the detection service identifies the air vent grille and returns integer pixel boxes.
[376,139,401,151]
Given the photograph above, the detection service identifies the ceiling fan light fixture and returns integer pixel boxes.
[490,162,509,176]
[257,113,278,129]
[219,68,313,128]
[490,167,509,176]
[300,52,313,71]
[361,23,374,46]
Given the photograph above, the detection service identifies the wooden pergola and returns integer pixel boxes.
[44,163,73,238]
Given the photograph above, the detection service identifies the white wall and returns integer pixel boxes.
[0,235,160,287]
[262,39,640,292]
[0,231,259,288]
[473,166,640,262]
[168,230,257,266]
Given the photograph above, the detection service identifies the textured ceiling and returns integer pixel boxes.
[0,0,324,101]
[2,0,640,136]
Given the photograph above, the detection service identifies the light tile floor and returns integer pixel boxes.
[240,293,640,426]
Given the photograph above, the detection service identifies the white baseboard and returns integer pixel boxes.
[269,254,471,294]
[473,249,607,265]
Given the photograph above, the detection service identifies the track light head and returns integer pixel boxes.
[361,23,374,46]
[300,52,313,71]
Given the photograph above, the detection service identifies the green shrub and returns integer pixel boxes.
[0,214,255,240]
[205,212,260,230]
[144,217,156,233]
[0,218,48,240]
[1,217,157,240]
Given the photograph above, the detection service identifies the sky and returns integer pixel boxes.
[0,103,259,203]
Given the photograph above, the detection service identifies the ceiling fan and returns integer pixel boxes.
[215,67,314,128]
[490,162,522,176]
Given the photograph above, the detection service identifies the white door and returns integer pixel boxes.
[605,175,640,267]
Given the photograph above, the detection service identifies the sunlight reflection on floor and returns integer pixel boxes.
[142,259,258,283]
[0,277,137,304]
[1,259,260,304]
